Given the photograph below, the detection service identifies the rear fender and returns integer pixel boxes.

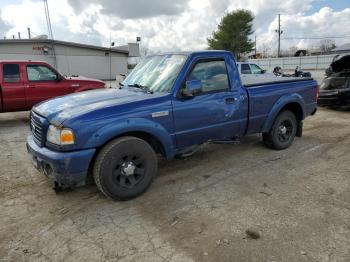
[84,118,175,158]
[262,93,306,133]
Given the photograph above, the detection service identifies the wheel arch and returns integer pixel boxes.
[85,128,171,185]
[262,94,306,133]
[108,131,167,157]
[84,118,175,159]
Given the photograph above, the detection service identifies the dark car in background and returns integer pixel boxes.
[318,53,350,106]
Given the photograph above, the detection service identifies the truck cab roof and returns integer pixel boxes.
[153,50,234,57]
[0,60,50,64]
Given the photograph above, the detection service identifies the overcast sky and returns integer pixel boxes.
[0,0,349,55]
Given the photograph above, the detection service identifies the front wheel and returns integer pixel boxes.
[93,136,157,200]
[262,110,297,150]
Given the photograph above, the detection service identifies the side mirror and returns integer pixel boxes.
[181,80,202,97]
[325,67,332,76]
[55,74,62,82]
[261,69,266,74]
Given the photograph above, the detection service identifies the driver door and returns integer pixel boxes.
[25,64,71,108]
[172,58,243,149]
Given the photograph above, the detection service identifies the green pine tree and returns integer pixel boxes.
[208,10,255,60]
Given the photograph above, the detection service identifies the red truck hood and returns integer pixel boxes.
[65,75,104,84]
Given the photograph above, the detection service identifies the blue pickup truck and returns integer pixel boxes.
[27,51,318,200]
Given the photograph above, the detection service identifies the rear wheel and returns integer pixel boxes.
[262,110,297,150]
[93,136,157,200]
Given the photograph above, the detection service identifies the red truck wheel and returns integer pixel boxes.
[93,136,157,200]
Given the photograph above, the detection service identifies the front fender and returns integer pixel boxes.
[262,93,306,133]
[83,118,175,158]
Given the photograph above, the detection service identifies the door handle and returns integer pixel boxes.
[26,85,36,88]
[225,97,237,104]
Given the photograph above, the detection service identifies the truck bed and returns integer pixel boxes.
[243,77,312,87]
[245,78,317,134]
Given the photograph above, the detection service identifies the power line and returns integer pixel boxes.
[282,35,350,40]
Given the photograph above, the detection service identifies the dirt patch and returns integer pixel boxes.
[0,108,350,261]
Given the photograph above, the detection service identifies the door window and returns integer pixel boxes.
[240,64,252,74]
[3,64,20,82]
[26,65,58,81]
[250,64,264,74]
[188,60,229,93]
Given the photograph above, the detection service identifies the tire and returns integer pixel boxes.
[93,136,157,200]
[262,110,297,150]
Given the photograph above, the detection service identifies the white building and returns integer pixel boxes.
[0,39,140,80]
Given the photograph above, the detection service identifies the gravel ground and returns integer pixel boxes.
[0,107,350,262]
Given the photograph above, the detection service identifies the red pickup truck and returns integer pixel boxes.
[0,60,106,113]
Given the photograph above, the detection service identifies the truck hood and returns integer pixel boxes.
[65,75,105,84]
[327,53,350,74]
[322,53,350,91]
[33,88,166,124]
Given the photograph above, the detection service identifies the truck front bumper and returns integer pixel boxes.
[26,135,96,187]
[318,89,350,106]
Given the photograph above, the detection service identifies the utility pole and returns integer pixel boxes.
[43,0,54,40]
[18,32,21,39]
[275,14,283,57]
[254,35,257,57]
[109,32,112,87]
[27,27,31,39]
[43,0,57,68]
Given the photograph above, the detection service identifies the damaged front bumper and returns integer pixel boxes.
[26,134,96,187]
[318,89,350,106]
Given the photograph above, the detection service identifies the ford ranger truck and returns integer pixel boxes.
[26,51,318,200]
[0,60,105,113]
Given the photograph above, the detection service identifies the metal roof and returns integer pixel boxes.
[0,39,129,54]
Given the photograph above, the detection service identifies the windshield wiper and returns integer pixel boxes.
[128,83,154,94]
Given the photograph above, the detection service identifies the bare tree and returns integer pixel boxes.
[319,39,336,53]
[288,46,298,56]
[261,43,272,58]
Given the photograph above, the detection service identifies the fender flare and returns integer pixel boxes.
[262,93,306,133]
[84,118,175,158]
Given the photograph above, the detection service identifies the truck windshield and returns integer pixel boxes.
[122,54,187,93]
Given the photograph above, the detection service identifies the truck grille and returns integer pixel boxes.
[30,112,47,147]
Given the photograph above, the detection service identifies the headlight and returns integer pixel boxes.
[47,125,75,145]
